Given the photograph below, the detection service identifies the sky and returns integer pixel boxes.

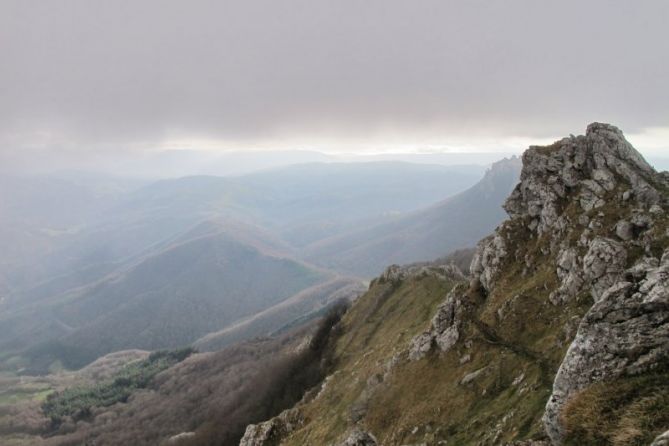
[1,0,668,173]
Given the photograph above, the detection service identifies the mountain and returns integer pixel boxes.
[0,161,483,372]
[304,157,521,276]
[2,162,482,297]
[0,174,142,295]
[3,123,666,446]
[235,123,669,446]
[0,223,330,371]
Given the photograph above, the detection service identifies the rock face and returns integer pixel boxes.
[378,261,466,286]
[544,251,669,443]
[470,233,507,292]
[239,408,303,446]
[337,428,378,446]
[409,287,465,360]
[503,123,661,237]
[468,123,669,445]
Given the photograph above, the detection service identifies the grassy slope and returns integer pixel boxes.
[282,260,590,445]
[279,153,668,445]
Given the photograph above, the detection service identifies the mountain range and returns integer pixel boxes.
[0,160,519,373]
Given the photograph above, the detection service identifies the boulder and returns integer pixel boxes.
[544,251,669,444]
[337,428,378,446]
[239,409,303,446]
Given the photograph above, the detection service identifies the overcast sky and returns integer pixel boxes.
[1,0,668,170]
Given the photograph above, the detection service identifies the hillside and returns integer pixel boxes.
[304,157,521,276]
[238,123,669,446]
[1,162,481,301]
[0,225,330,372]
[1,123,665,446]
[1,161,485,374]
[0,317,341,446]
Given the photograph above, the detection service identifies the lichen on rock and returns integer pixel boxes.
[543,250,669,444]
[408,287,464,361]
[239,408,303,446]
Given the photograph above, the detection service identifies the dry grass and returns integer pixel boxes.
[562,368,669,446]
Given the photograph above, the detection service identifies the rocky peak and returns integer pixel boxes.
[237,124,667,446]
[503,122,665,238]
[468,123,668,445]
[473,123,667,294]
[471,155,523,198]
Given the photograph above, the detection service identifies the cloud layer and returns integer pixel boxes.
[1,0,668,157]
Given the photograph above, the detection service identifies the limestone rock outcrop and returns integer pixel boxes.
[464,123,668,444]
[239,408,303,446]
[503,123,662,238]
[408,287,465,361]
[544,251,669,444]
[337,428,378,446]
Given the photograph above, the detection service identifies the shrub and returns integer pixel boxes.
[42,347,194,426]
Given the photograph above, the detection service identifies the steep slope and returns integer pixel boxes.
[240,123,669,446]
[304,157,521,277]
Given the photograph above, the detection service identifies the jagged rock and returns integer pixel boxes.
[408,332,434,361]
[337,428,378,446]
[582,237,627,302]
[544,251,669,445]
[650,204,664,215]
[378,262,466,286]
[473,125,664,296]
[409,288,463,360]
[504,123,662,238]
[615,220,635,241]
[380,264,404,284]
[239,408,303,446]
[651,430,669,446]
[470,233,507,292]
[549,248,584,304]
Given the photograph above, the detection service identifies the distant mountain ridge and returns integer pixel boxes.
[0,161,494,373]
[303,157,522,276]
[0,224,329,370]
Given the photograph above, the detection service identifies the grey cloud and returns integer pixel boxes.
[0,0,668,152]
